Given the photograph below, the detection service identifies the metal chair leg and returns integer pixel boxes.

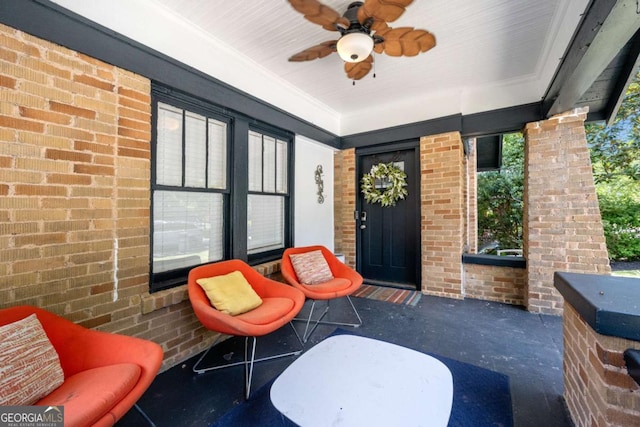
[294,296,363,343]
[192,334,227,374]
[289,319,304,347]
[133,403,156,427]
[192,322,303,399]
[299,300,329,343]
[244,336,257,400]
[346,296,363,325]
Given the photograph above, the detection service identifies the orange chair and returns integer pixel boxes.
[188,259,305,399]
[0,305,162,427]
[281,245,363,342]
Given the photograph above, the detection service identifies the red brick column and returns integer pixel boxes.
[466,138,478,253]
[420,132,464,298]
[563,304,640,426]
[333,148,356,267]
[522,108,610,314]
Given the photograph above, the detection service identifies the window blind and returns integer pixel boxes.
[247,130,288,255]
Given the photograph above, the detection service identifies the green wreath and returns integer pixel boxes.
[360,162,408,207]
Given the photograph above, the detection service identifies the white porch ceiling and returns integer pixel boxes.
[50,0,590,136]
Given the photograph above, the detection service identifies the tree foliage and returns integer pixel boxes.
[586,70,640,183]
[477,133,524,251]
[476,70,640,260]
[596,180,640,260]
[586,69,640,261]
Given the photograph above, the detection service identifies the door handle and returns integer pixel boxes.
[360,224,366,229]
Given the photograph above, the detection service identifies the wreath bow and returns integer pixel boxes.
[361,162,408,207]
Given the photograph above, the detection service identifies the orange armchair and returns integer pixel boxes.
[188,259,305,399]
[0,305,162,427]
[281,245,363,342]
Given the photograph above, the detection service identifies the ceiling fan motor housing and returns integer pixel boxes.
[344,2,364,23]
[337,1,376,63]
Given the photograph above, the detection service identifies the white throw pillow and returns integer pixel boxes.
[0,313,65,405]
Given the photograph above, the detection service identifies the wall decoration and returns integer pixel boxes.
[361,162,408,207]
[315,165,324,204]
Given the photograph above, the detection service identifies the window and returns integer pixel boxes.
[151,98,230,290]
[476,132,524,256]
[150,87,294,290]
[247,129,290,260]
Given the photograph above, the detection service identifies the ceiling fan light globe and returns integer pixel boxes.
[337,32,373,63]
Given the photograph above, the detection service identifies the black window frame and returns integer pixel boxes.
[246,125,293,265]
[149,85,294,291]
[150,87,232,292]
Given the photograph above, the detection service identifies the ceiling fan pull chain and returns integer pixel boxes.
[373,55,376,79]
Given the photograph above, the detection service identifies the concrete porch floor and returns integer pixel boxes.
[116,293,569,427]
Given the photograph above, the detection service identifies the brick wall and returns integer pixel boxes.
[463,264,525,305]
[420,132,464,298]
[523,108,611,315]
[324,110,610,313]
[563,304,640,426]
[333,148,356,267]
[334,133,516,303]
[333,133,469,299]
[466,138,478,253]
[0,24,213,370]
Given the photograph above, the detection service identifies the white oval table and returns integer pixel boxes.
[271,334,453,426]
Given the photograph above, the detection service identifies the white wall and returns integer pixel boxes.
[294,136,335,251]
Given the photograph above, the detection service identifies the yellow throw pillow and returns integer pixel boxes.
[196,271,263,316]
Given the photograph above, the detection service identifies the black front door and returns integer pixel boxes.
[357,147,420,289]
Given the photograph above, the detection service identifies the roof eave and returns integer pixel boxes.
[543,0,640,122]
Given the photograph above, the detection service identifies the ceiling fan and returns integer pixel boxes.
[287,0,436,81]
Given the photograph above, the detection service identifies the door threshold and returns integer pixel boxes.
[364,279,418,291]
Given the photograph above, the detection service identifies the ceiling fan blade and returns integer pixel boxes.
[345,56,373,80]
[288,41,338,62]
[369,20,390,33]
[288,0,350,31]
[358,0,414,24]
[376,27,436,57]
